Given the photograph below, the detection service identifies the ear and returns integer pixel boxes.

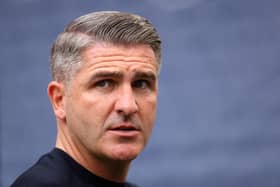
[48,81,66,120]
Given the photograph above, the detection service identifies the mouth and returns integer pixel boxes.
[108,124,140,137]
[112,125,138,131]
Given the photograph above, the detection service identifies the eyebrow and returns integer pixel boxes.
[89,71,123,81]
[133,71,157,81]
[88,70,157,82]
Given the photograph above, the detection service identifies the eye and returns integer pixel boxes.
[95,79,113,88]
[132,80,150,89]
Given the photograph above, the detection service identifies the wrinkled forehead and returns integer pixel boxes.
[81,42,159,70]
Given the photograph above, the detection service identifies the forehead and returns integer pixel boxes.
[80,42,159,72]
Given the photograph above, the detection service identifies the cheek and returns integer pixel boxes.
[66,97,107,143]
[140,97,157,131]
[142,95,157,116]
[81,93,115,126]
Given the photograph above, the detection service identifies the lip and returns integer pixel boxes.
[108,129,140,137]
[107,123,140,137]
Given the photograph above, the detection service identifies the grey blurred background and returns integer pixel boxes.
[1,0,280,186]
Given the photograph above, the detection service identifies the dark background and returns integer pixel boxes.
[1,0,280,186]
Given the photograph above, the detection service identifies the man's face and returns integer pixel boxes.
[64,43,158,162]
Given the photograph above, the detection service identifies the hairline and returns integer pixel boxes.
[50,11,162,86]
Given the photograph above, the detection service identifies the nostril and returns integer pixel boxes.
[117,110,133,117]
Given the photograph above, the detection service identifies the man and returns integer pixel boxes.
[11,11,161,187]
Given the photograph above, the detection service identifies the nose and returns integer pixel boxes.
[114,85,138,116]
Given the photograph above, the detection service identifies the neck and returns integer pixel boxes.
[56,125,130,183]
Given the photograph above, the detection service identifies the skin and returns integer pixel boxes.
[48,43,159,182]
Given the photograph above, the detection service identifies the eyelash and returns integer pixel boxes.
[94,79,113,88]
[132,80,150,89]
[93,79,151,90]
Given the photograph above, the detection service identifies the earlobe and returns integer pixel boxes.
[48,81,66,120]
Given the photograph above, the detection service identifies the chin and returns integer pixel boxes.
[109,144,143,161]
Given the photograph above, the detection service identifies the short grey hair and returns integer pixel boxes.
[50,11,161,82]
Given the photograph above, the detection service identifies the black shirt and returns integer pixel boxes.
[11,148,138,187]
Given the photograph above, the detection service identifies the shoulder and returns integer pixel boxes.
[10,149,71,187]
[126,182,139,187]
[11,171,62,187]
[10,163,65,187]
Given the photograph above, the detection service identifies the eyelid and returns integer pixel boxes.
[132,79,153,90]
[93,79,114,88]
